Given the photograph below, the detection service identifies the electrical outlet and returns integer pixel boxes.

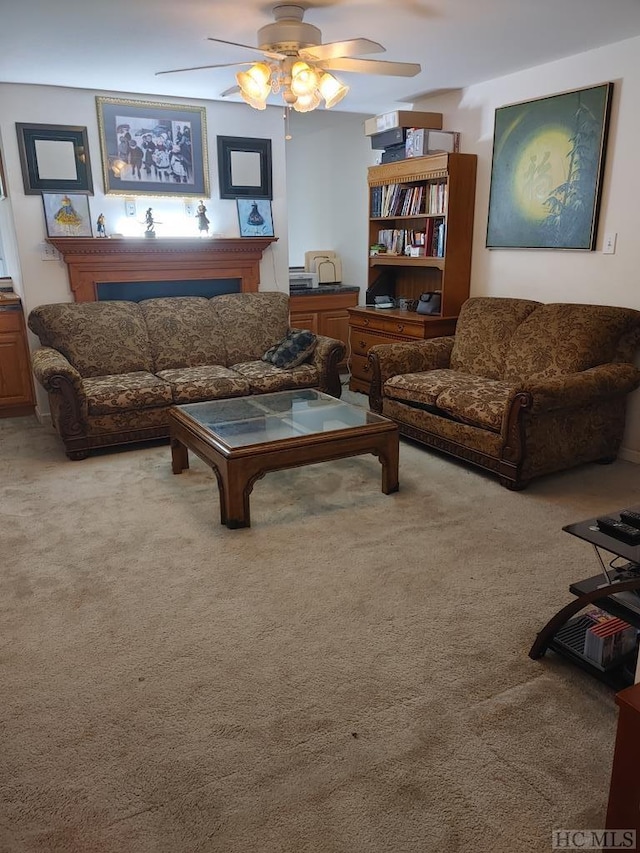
[603,232,617,254]
[124,198,137,217]
[184,200,194,217]
[41,243,58,261]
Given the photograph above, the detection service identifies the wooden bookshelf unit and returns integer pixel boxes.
[367,152,477,314]
[350,152,477,394]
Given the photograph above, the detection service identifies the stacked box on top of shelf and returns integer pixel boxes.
[366,112,445,164]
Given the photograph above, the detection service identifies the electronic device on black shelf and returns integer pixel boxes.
[596,515,640,545]
[366,270,395,306]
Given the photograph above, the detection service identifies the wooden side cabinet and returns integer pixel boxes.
[348,306,457,395]
[605,682,640,840]
[0,298,36,418]
[290,288,359,369]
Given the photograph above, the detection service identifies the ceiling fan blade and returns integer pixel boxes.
[220,84,241,98]
[300,38,385,61]
[156,61,254,76]
[207,37,286,61]
[319,57,421,77]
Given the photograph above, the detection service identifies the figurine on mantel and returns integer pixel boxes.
[96,213,107,238]
[196,200,210,235]
[144,207,156,238]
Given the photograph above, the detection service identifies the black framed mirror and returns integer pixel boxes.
[16,123,93,195]
[217,136,272,200]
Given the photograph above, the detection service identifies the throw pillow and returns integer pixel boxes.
[262,329,317,369]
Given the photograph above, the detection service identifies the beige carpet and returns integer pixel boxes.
[2,397,640,853]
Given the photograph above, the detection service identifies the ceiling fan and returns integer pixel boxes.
[156,3,421,112]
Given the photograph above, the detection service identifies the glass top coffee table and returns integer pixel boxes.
[168,389,399,528]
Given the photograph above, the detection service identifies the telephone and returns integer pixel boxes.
[416,292,442,315]
[304,250,343,284]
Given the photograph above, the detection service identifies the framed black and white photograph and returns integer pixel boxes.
[42,192,93,238]
[96,96,209,197]
[237,199,274,237]
[16,123,93,196]
[218,136,272,199]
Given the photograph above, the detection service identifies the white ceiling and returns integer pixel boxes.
[3,0,640,115]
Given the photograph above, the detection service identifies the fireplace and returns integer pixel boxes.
[46,236,278,302]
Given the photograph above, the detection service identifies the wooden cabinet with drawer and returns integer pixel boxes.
[348,306,456,395]
[0,297,36,417]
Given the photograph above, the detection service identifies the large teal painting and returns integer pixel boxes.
[486,83,613,250]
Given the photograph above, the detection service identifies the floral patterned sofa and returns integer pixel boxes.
[28,292,346,459]
[368,296,640,489]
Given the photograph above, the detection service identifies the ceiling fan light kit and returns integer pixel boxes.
[157,4,421,115]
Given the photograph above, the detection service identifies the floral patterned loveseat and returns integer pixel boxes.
[368,297,640,489]
[28,292,346,459]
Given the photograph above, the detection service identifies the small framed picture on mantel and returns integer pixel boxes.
[237,199,274,238]
[42,192,93,238]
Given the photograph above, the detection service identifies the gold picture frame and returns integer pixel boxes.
[96,96,209,197]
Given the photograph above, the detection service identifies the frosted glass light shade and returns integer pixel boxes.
[236,63,271,100]
[292,90,321,112]
[290,61,320,97]
[319,73,349,109]
[239,90,268,110]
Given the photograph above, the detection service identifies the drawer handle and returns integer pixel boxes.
[363,362,370,373]
[358,339,367,350]
[397,324,404,332]
[363,318,369,326]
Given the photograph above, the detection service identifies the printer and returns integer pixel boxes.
[288,268,319,291]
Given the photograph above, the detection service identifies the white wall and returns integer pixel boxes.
[285,109,376,297]
[410,34,640,461]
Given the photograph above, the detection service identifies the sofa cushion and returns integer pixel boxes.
[211,292,290,364]
[384,369,515,433]
[230,361,318,394]
[450,297,540,379]
[83,372,173,415]
[503,303,640,382]
[156,366,250,404]
[28,301,153,378]
[262,330,317,368]
[139,297,228,371]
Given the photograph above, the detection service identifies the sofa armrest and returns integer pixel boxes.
[31,347,88,423]
[289,330,346,398]
[368,337,455,412]
[523,363,640,413]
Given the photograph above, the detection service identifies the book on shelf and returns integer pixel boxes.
[371,181,448,218]
[422,218,445,257]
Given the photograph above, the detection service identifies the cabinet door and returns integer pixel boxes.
[319,309,350,349]
[0,330,34,409]
[290,310,319,335]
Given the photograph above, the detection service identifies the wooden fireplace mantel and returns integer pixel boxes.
[46,236,278,302]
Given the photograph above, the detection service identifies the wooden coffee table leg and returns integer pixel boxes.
[380,431,400,494]
[171,437,189,474]
[220,463,252,529]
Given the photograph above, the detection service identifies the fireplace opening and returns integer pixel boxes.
[96,278,241,301]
